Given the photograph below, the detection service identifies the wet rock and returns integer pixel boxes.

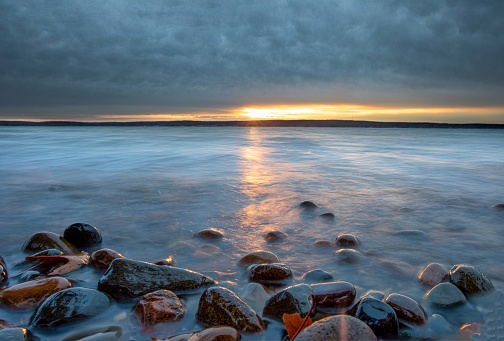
[384,293,427,325]
[264,230,288,242]
[300,201,318,209]
[196,286,265,333]
[426,314,455,339]
[25,253,89,276]
[238,250,280,267]
[19,271,44,282]
[334,234,360,247]
[319,212,335,218]
[193,228,224,240]
[97,259,214,299]
[156,326,240,341]
[355,297,399,340]
[0,327,39,341]
[312,281,356,308]
[301,269,334,283]
[295,315,377,341]
[63,223,102,248]
[0,277,72,309]
[195,244,220,256]
[21,232,77,254]
[240,282,270,313]
[361,290,386,301]
[263,284,313,321]
[312,240,334,248]
[61,326,122,341]
[134,290,186,326]
[335,248,362,263]
[30,287,109,328]
[449,264,495,296]
[89,249,125,270]
[424,282,466,307]
[154,256,176,267]
[0,255,8,287]
[248,263,293,285]
[492,203,504,211]
[417,262,449,287]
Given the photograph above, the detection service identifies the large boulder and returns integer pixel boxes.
[449,264,494,296]
[0,277,72,309]
[295,315,377,341]
[263,284,313,321]
[196,286,265,333]
[97,259,214,299]
[21,232,77,254]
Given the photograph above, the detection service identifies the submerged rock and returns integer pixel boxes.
[156,326,240,341]
[334,234,360,247]
[241,282,270,313]
[193,228,224,240]
[196,286,265,333]
[263,284,313,321]
[0,255,8,287]
[0,327,39,341]
[248,263,293,285]
[355,297,399,340]
[384,293,427,325]
[21,232,77,254]
[60,326,122,341]
[89,249,125,270]
[492,203,504,211]
[238,251,280,267]
[30,287,109,328]
[63,223,102,248]
[301,269,335,283]
[312,281,356,308]
[263,230,288,242]
[319,212,335,218]
[134,290,186,326]
[424,282,466,307]
[335,248,362,263]
[312,240,334,248]
[295,315,377,341]
[0,277,72,309]
[97,259,214,299]
[300,201,318,209]
[418,263,449,287]
[449,264,494,296]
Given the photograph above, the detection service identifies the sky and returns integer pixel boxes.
[1,0,503,123]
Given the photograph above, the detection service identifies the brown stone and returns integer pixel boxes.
[134,290,186,326]
[21,232,77,254]
[334,234,360,247]
[248,263,293,285]
[312,281,356,308]
[313,240,334,248]
[89,248,125,270]
[237,251,280,267]
[194,228,224,240]
[264,230,288,242]
[0,277,72,309]
[384,293,427,325]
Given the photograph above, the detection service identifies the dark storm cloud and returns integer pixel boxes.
[1,0,503,118]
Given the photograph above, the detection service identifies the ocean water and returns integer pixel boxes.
[0,126,503,340]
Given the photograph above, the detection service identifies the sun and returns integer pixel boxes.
[240,106,316,120]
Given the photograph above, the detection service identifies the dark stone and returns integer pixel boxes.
[0,327,39,341]
[263,284,313,321]
[319,212,335,218]
[334,234,360,247]
[97,259,214,299]
[295,315,377,341]
[89,249,125,270]
[193,229,224,240]
[63,223,102,248]
[154,255,176,266]
[238,251,280,267]
[300,201,318,209]
[492,203,504,211]
[0,255,8,287]
[134,290,186,326]
[312,240,334,248]
[449,264,495,296]
[355,297,399,340]
[196,286,265,333]
[263,231,288,242]
[248,263,293,286]
[311,281,356,308]
[383,293,427,325]
[30,287,109,328]
[301,269,334,283]
[417,263,449,287]
[335,248,362,263]
[21,232,77,254]
[423,282,466,307]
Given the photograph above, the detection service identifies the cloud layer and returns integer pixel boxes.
[1,0,503,120]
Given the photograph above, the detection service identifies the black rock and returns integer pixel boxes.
[248,263,293,286]
[449,264,495,296]
[30,288,109,328]
[355,297,399,340]
[63,223,102,248]
[300,201,318,209]
[263,284,313,321]
[0,255,8,287]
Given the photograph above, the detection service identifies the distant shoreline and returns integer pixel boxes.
[1,119,503,129]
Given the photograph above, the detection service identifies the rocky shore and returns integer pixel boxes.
[1,202,503,341]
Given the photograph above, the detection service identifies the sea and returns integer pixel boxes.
[0,126,503,340]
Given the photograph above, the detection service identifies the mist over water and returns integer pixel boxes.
[1,126,503,340]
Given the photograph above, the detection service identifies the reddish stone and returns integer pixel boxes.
[89,248,125,270]
[311,281,356,308]
[134,290,186,326]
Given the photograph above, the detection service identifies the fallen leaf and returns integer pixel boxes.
[25,252,90,275]
[282,313,313,340]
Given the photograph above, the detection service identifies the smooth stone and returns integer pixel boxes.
[361,290,386,301]
[0,255,8,287]
[61,326,122,341]
[334,234,360,247]
[312,240,334,248]
[319,212,335,218]
[30,287,109,328]
[195,244,220,256]
[89,249,125,270]
[263,230,288,242]
[300,201,318,209]
[263,284,313,321]
[295,315,377,341]
[154,256,176,266]
[384,293,427,325]
[355,297,399,340]
[417,263,449,287]
[0,327,39,341]
[311,281,356,308]
[248,263,293,285]
[193,228,224,240]
[134,290,186,326]
[427,314,454,338]
[238,251,280,267]
[97,259,214,299]
[21,232,77,254]
[63,223,102,248]
[240,282,270,313]
[449,264,495,296]
[301,269,335,283]
[335,248,362,263]
[156,326,240,341]
[0,277,73,309]
[424,282,466,307]
[492,203,504,211]
[196,286,265,333]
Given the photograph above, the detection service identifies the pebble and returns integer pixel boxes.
[238,250,280,267]
[354,297,399,340]
[263,284,313,321]
[492,203,504,211]
[301,269,335,283]
[22,232,77,254]
[423,282,466,307]
[334,234,360,247]
[134,290,186,326]
[97,259,214,299]
[0,277,72,309]
[295,315,377,341]
[193,228,224,240]
[30,287,109,328]
[335,248,362,263]
[89,249,125,270]
[312,240,334,248]
[384,293,427,325]
[417,262,449,287]
[248,263,293,285]
[154,256,176,266]
[196,286,265,333]
[63,223,103,248]
[300,201,318,209]
[263,230,288,242]
[311,281,356,308]
[448,264,495,296]
[319,212,335,218]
